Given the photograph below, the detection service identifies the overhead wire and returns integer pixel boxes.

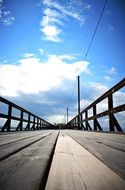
[65,0,109,120]
[84,0,109,61]
[76,0,109,74]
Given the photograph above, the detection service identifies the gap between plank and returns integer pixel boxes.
[38,131,60,190]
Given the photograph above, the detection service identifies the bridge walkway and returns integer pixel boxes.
[0,130,125,190]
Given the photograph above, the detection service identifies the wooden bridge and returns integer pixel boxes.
[0,78,125,190]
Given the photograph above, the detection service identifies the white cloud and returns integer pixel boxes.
[107,67,117,75]
[48,114,64,124]
[90,83,125,111]
[48,113,74,124]
[80,99,92,111]
[89,82,108,99]
[0,54,90,97]
[73,82,109,117]
[23,53,34,58]
[40,0,89,42]
[58,54,75,61]
[38,48,44,55]
[103,67,118,81]
[0,8,15,26]
[0,3,2,18]
[113,91,125,107]
[42,0,89,22]
[41,25,62,42]
[104,75,112,81]
[43,8,63,24]
[43,85,125,126]
[83,3,92,10]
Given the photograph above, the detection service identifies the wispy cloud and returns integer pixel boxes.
[104,66,118,81]
[41,25,62,42]
[0,0,2,18]
[0,1,15,26]
[23,53,34,58]
[104,75,112,81]
[58,54,75,61]
[40,0,91,42]
[38,48,45,55]
[48,114,65,124]
[107,67,117,75]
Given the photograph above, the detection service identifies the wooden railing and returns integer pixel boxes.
[67,78,125,132]
[0,97,53,132]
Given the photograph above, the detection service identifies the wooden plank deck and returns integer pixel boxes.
[0,130,125,190]
[0,130,59,190]
[66,130,125,180]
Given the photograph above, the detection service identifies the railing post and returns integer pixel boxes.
[80,113,85,130]
[42,122,44,128]
[85,111,88,130]
[27,114,30,130]
[25,113,30,130]
[16,110,23,131]
[85,110,92,130]
[1,104,12,132]
[34,116,36,130]
[108,94,122,132]
[75,117,77,129]
[40,119,42,130]
[93,105,97,131]
[39,118,41,130]
[7,104,12,132]
[93,105,102,131]
[31,116,35,130]
[108,94,114,131]
[20,110,23,131]
[36,118,39,130]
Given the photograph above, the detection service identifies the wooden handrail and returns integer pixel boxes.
[0,96,53,132]
[67,78,125,132]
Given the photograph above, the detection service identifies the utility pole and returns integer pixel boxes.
[67,107,68,124]
[77,75,81,129]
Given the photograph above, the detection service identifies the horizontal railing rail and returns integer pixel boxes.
[0,97,53,132]
[67,78,125,132]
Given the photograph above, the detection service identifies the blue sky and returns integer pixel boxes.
[0,0,125,126]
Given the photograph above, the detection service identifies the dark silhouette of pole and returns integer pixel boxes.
[67,108,68,124]
[77,76,81,129]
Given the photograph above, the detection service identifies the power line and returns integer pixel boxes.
[73,0,109,79]
[66,0,109,118]
[76,0,109,75]
[84,0,109,61]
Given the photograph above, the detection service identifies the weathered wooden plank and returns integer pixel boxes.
[0,131,53,161]
[0,131,59,190]
[86,135,125,152]
[69,131,125,151]
[80,131,125,145]
[66,130,125,180]
[0,131,46,146]
[45,133,125,190]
